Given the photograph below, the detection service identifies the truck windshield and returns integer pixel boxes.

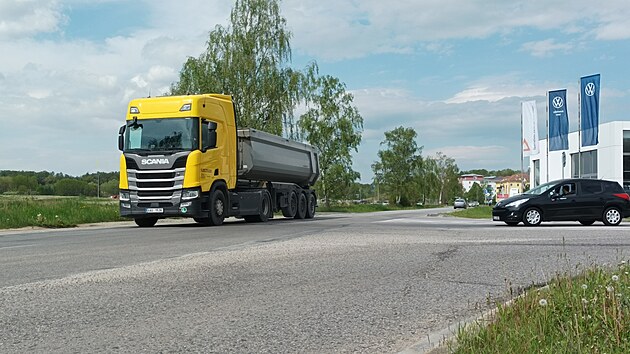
[125,118,199,153]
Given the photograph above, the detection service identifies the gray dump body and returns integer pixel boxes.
[237,129,319,186]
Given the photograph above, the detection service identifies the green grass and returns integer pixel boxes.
[452,262,630,353]
[448,205,493,219]
[0,196,124,229]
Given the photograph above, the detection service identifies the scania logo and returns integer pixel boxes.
[141,158,170,165]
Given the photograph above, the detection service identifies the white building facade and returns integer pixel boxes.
[529,121,630,191]
[459,174,485,192]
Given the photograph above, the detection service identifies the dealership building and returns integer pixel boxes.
[529,120,630,190]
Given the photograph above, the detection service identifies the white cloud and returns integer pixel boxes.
[445,75,547,104]
[520,39,573,57]
[0,0,65,39]
[283,0,630,61]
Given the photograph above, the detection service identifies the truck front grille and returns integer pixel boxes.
[137,181,175,189]
[124,155,188,204]
[126,168,185,202]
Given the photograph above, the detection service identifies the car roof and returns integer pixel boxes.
[549,178,616,184]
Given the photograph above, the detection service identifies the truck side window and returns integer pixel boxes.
[202,123,209,149]
[201,120,218,150]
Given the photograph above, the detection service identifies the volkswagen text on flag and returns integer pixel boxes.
[548,89,569,151]
[580,74,600,147]
[522,100,539,156]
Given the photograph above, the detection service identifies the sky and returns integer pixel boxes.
[1,0,630,182]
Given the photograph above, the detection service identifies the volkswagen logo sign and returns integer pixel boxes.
[584,82,596,97]
[552,96,564,109]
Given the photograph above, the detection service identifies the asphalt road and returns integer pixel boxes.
[2,208,630,353]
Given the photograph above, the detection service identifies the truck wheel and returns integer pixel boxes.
[135,217,158,227]
[305,193,316,219]
[295,192,307,219]
[209,189,226,226]
[282,191,297,218]
[246,191,271,223]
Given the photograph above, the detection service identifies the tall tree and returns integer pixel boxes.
[372,127,422,205]
[171,0,301,135]
[430,152,462,204]
[299,73,363,207]
[413,157,439,205]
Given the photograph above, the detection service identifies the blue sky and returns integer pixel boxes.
[1,0,630,182]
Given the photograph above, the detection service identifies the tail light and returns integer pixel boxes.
[613,193,630,201]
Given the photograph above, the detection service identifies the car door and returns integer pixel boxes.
[544,182,579,220]
[578,180,606,219]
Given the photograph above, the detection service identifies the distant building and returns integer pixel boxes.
[496,173,529,202]
[459,174,502,204]
[459,174,485,192]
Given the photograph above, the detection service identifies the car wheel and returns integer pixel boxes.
[602,207,622,226]
[505,221,519,226]
[579,220,595,226]
[522,208,542,226]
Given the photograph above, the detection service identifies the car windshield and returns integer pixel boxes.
[125,118,199,153]
[525,181,558,196]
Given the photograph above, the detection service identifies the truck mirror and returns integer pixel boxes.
[118,125,125,151]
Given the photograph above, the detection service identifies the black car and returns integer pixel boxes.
[492,178,630,226]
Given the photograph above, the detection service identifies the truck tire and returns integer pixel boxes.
[135,217,158,227]
[245,191,271,223]
[209,189,226,226]
[305,192,316,219]
[295,192,307,219]
[282,191,298,218]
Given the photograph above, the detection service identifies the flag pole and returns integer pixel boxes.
[520,102,524,191]
[546,92,549,183]
[578,78,582,178]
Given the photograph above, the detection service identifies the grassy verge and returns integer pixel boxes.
[451,261,630,353]
[0,196,124,229]
[448,205,492,219]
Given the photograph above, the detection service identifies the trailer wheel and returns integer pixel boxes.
[305,193,316,219]
[282,191,298,218]
[134,217,158,227]
[295,192,307,219]
[209,189,226,226]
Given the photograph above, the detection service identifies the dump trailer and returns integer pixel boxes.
[117,94,319,227]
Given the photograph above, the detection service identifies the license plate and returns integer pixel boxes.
[493,216,500,221]
[146,208,164,213]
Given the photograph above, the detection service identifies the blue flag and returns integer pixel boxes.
[548,89,569,151]
[580,74,600,147]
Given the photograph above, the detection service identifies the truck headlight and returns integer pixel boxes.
[120,191,130,201]
[182,189,200,200]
